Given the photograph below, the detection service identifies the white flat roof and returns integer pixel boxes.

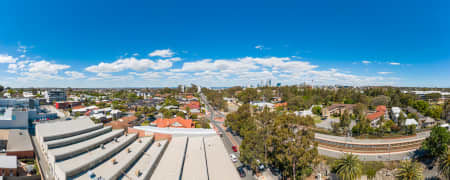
[57,133,136,178]
[0,156,17,169]
[7,129,33,152]
[182,136,208,180]
[125,139,168,180]
[204,135,240,180]
[75,137,152,180]
[134,126,216,136]
[150,136,188,180]
[49,129,123,160]
[36,116,94,138]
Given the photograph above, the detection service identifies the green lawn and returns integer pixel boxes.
[313,116,323,124]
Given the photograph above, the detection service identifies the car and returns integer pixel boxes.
[232,146,238,152]
[237,167,246,177]
[270,166,281,176]
[66,117,72,120]
[230,154,238,162]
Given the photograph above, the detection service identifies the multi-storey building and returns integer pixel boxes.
[44,90,67,103]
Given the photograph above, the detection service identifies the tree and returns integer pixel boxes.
[333,154,362,180]
[426,105,443,119]
[0,85,3,92]
[398,112,406,126]
[339,110,351,129]
[312,106,322,116]
[176,111,185,118]
[422,126,450,158]
[287,96,306,111]
[438,151,450,180]
[370,95,391,107]
[271,114,318,180]
[413,100,429,114]
[395,160,423,180]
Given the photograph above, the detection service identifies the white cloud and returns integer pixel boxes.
[176,58,259,73]
[65,71,86,79]
[167,57,182,61]
[132,53,139,56]
[362,60,371,64]
[389,62,400,65]
[28,60,70,74]
[148,49,174,58]
[85,57,173,73]
[255,45,264,50]
[0,54,18,63]
[378,72,393,75]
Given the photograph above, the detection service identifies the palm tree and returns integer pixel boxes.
[334,154,362,180]
[439,151,450,179]
[396,160,423,180]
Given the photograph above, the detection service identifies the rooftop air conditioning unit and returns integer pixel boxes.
[100,144,104,149]
[135,170,141,177]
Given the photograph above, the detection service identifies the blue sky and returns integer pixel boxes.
[0,0,448,88]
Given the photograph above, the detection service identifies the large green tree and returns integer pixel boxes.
[439,151,450,180]
[395,160,423,180]
[333,154,362,180]
[422,126,450,158]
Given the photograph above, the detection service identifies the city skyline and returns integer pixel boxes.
[0,0,449,88]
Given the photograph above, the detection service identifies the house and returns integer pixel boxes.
[405,118,419,128]
[251,101,275,110]
[104,116,137,129]
[0,155,17,176]
[151,116,194,128]
[322,104,356,117]
[183,101,200,110]
[391,107,402,123]
[274,102,287,108]
[421,117,436,128]
[367,105,387,127]
[295,110,312,117]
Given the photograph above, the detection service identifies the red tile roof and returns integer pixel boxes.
[152,116,194,128]
[72,105,85,110]
[366,105,387,121]
[275,102,287,107]
[184,101,200,110]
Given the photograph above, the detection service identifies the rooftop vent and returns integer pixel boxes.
[100,144,104,149]
[111,158,117,165]
[127,148,131,153]
[135,170,141,177]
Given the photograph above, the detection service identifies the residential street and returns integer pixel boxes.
[201,93,276,180]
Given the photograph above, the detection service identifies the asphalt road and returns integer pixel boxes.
[200,93,256,180]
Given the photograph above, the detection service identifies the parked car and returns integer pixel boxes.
[230,154,238,162]
[270,166,281,176]
[232,146,238,152]
[66,117,72,120]
[237,166,246,177]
